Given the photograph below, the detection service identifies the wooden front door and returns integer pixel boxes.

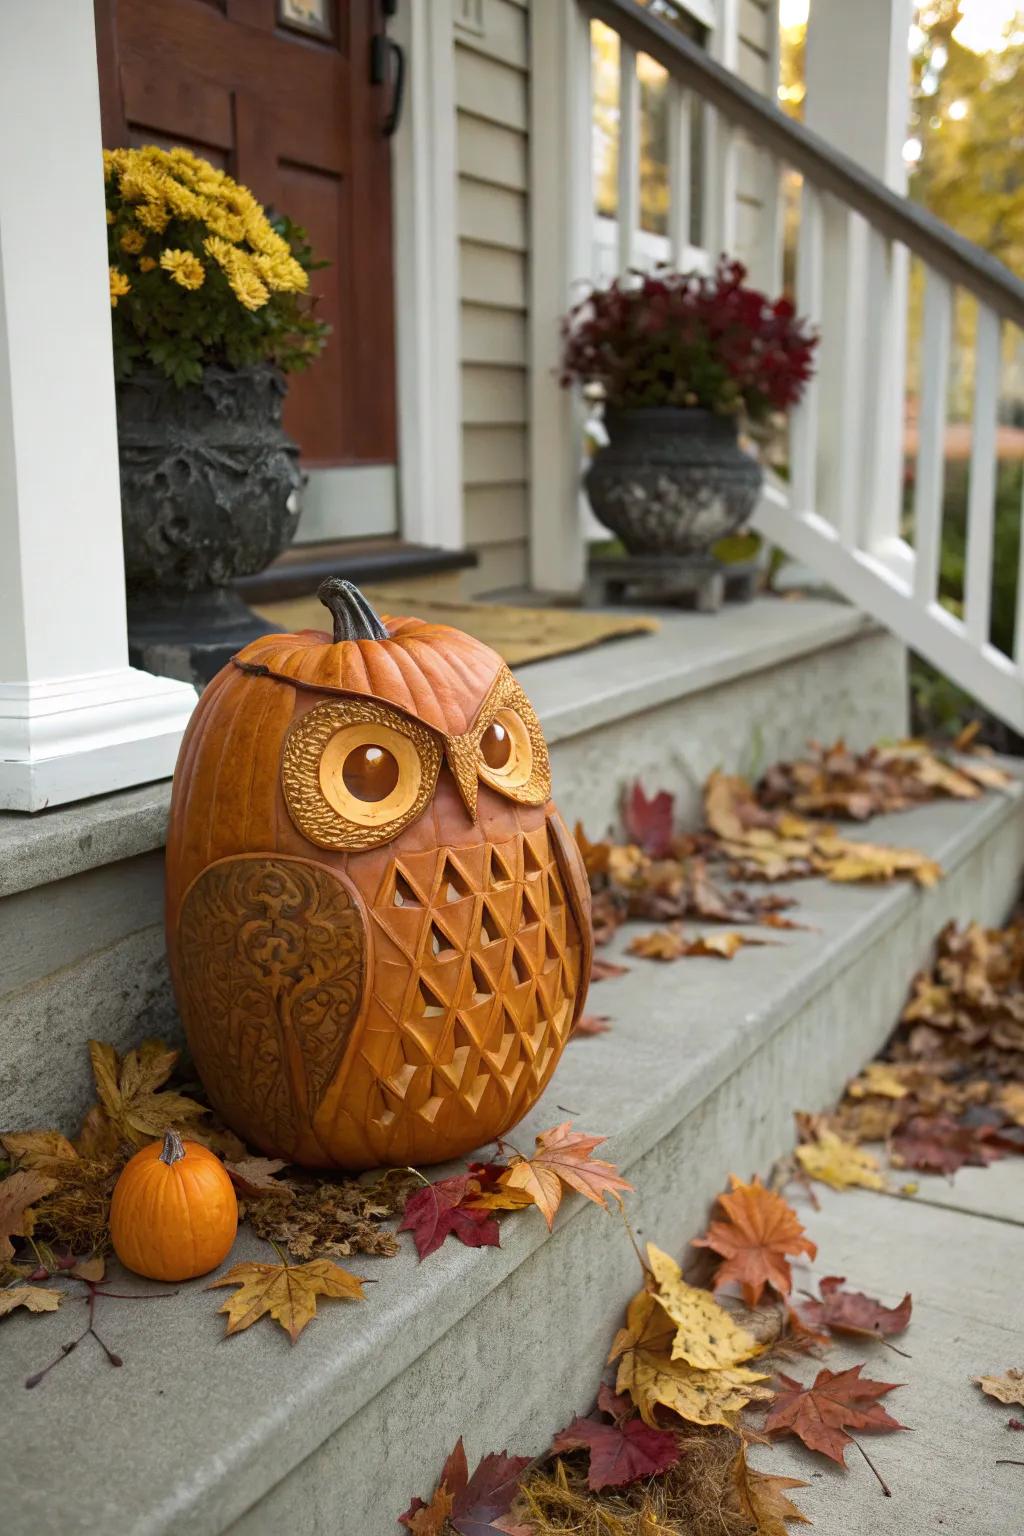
[95,0,397,474]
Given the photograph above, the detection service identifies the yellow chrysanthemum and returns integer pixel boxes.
[227,259,270,312]
[244,217,291,260]
[203,234,236,271]
[119,228,146,254]
[159,248,206,291]
[135,202,170,234]
[106,209,115,225]
[251,250,308,294]
[139,256,158,272]
[119,167,163,205]
[109,267,131,307]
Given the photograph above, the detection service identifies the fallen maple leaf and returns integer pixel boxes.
[628,927,769,961]
[551,1410,679,1490]
[399,1173,501,1260]
[646,1244,763,1369]
[224,1157,294,1200]
[795,1130,886,1192]
[208,1256,365,1343]
[0,1170,58,1261]
[88,1038,207,1148]
[590,958,630,983]
[622,782,675,858]
[608,1289,771,1428]
[845,1062,914,1100]
[997,1083,1024,1127]
[0,1285,61,1318]
[495,1123,632,1231]
[729,1445,810,1534]
[693,1176,817,1306]
[797,1276,912,1343]
[766,1364,907,1466]
[975,1369,1024,1407]
[401,1437,531,1536]
[891,1114,1002,1175]
[571,1014,611,1039]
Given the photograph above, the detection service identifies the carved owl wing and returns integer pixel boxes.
[546,808,594,1032]
[176,855,366,1161]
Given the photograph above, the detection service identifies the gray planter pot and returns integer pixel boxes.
[116,364,302,596]
[585,406,762,557]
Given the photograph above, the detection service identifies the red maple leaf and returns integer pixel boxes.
[692,1175,817,1305]
[571,1014,612,1039]
[798,1276,912,1342]
[400,1438,532,1536]
[765,1364,908,1466]
[551,1394,679,1490]
[399,1174,500,1261]
[622,782,675,857]
[891,1114,1003,1175]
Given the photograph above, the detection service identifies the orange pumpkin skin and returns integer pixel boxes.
[110,1132,238,1282]
[165,583,592,1172]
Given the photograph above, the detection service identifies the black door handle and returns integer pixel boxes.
[370,34,405,139]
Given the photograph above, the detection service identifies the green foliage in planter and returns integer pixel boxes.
[105,145,329,388]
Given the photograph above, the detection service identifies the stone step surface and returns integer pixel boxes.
[0,596,906,1136]
[749,1174,1024,1535]
[1,774,1020,1536]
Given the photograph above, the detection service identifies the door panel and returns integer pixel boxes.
[95,0,396,471]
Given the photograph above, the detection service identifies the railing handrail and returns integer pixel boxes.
[584,0,1024,328]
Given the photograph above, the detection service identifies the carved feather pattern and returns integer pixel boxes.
[177,856,365,1157]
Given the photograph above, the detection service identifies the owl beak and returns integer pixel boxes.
[445,739,479,822]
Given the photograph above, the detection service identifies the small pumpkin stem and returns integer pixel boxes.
[317,578,390,643]
[159,1129,186,1166]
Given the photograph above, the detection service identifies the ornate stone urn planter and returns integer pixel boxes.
[117,364,301,597]
[585,407,762,556]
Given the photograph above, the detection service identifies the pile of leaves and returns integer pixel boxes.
[791,917,1024,1179]
[401,1175,915,1533]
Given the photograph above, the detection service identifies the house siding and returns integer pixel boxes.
[454,0,531,595]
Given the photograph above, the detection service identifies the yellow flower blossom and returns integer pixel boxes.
[227,257,270,311]
[119,228,146,254]
[251,250,308,294]
[139,256,158,272]
[136,202,170,234]
[159,248,206,291]
[106,209,115,225]
[109,267,131,307]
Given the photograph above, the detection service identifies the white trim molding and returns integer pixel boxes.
[0,0,195,812]
[390,0,464,550]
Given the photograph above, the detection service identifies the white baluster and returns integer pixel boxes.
[667,80,691,267]
[790,179,824,512]
[818,198,867,545]
[702,103,738,259]
[859,226,908,574]
[756,152,784,296]
[617,41,639,271]
[964,303,1001,647]
[912,271,953,607]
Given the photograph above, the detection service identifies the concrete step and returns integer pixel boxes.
[749,1176,1024,1534]
[0,597,905,1135]
[2,774,1021,1536]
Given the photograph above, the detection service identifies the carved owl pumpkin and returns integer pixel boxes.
[164,580,592,1171]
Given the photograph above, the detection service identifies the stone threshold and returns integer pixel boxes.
[0,595,877,900]
[2,775,1021,1536]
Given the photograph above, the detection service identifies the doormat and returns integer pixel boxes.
[250,588,660,667]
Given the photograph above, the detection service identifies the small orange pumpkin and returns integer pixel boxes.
[109,1130,238,1281]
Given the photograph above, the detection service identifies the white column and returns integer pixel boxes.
[804,0,913,561]
[528,1,592,596]
[0,1,196,812]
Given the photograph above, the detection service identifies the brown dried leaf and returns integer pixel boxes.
[0,1171,58,1261]
[0,1284,62,1318]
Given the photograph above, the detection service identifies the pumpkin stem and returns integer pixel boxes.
[317,578,390,643]
[159,1129,186,1166]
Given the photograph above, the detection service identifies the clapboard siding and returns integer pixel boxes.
[454,2,530,595]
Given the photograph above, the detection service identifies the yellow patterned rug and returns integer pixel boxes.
[251,587,660,668]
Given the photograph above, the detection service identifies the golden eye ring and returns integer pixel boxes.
[282,699,441,850]
[477,707,534,792]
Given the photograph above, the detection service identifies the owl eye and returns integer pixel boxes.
[477,708,534,791]
[317,721,426,829]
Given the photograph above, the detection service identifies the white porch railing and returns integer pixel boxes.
[532,0,1024,735]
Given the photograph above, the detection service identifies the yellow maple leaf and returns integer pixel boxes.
[608,1291,771,1428]
[209,1257,366,1344]
[997,1083,1024,1128]
[796,1130,885,1192]
[0,1285,61,1318]
[975,1368,1024,1407]
[88,1038,207,1148]
[0,1170,58,1261]
[729,1446,809,1534]
[845,1062,913,1101]
[645,1244,763,1369]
